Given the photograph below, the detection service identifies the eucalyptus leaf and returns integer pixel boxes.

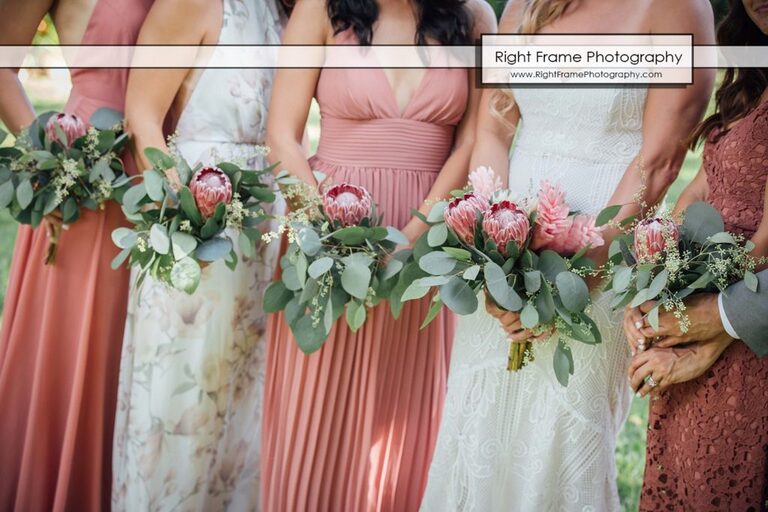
[707,232,737,245]
[426,201,448,223]
[427,222,448,247]
[291,315,328,354]
[263,281,293,313]
[553,340,574,387]
[401,283,430,302]
[419,251,457,276]
[538,250,568,282]
[745,271,759,293]
[612,265,632,293]
[112,227,137,249]
[90,107,123,130]
[420,297,444,329]
[439,276,478,315]
[170,258,201,294]
[463,264,480,281]
[239,231,254,259]
[171,232,198,260]
[196,237,233,262]
[382,258,403,281]
[149,224,171,255]
[143,169,166,202]
[308,257,334,279]
[16,179,34,209]
[521,302,539,329]
[341,260,372,299]
[683,201,725,245]
[595,204,622,227]
[346,300,367,332]
[442,246,472,262]
[647,305,660,331]
[646,269,669,299]
[385,227,410,245]
[110,247,131,270]
[0,180,14,208]
[297,227,322,256]
[485,261,522,311]
[524,271,542,294]
[556,272,589,313]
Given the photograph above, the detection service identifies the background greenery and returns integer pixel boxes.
[0,3,727,510]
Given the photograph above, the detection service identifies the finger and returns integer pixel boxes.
[637,380,657,398]
[623,313,645,356]
[639,300,658,314]
[501,317,522,332]
[627,350,652,380]
[630,361,652,393]
[507,329,535,342]
[484,300,505,319]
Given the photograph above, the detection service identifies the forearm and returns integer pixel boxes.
[469,131,511,189]
[401,141,473,241]
[126,112,170,174]
[0,70,35,134]
[266,134,314,187]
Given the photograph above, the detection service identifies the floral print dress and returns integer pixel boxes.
[111,1,283,510]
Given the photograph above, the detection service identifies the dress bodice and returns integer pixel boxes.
[508,88,648,213]
[312,30,468,172]
[66,0,154,118]
[174,0,283,153]
[703,101,768,237]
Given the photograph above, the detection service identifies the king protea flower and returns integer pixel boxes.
[323,183,373,227]
[468,166,502,204]
[482,200,530,256]
[189,166,233,219]
[444,193,488,246]
[634,218,679,263]
[45,113,87,147]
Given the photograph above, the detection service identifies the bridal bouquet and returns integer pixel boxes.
[394,168,610,385]
[606,201,760,332]
[262,174,408,354]
[0,109,130,263]
[111,147,275,294]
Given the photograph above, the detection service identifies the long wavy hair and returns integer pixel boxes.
[492,0,573,123]
[326,0,473,46]
[690,0,768,146]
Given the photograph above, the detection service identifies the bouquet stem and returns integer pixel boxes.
[44,218,62,265]
[507,341,532,372]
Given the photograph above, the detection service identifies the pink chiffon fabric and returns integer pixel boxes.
[0,1,152,510]
[261,30,468,511]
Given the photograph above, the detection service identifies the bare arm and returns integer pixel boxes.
[672,163,709,219]
[468,5,525,189]
[593,0,716,265]
[265,0,327,188]
[124,0,219,179]
[0,0,51,133]
[400,0,498,242]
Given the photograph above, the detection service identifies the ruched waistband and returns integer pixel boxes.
[315,118,455,172]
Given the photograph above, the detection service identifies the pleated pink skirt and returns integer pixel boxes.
[261,144,455,511]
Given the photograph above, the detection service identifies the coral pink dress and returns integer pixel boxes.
[261,30,467,511]
[641,101,768,510]
[0,1,152,510]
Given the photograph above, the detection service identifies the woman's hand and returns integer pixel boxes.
[623,305,648,356]
[484,292,552,342]
[627,333,734,397]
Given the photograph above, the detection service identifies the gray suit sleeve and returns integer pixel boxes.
[722,269,768,357]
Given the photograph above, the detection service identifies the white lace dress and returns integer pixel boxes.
[111,1,283,510]
[422,87,648,512]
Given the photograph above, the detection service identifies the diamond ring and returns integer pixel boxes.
[646,375,658,388]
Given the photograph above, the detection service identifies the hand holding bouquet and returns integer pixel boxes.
[263,174,408,354]
[395,168,609,385]
[0,109,130,263]
[111,147,276,294]
[607,201,761,333]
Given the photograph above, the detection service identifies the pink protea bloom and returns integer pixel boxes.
[542,214,604,256]
[323,183,373,227]
[444,193,488,246]
[468,166,502,204]
[482,200,530,256]
[45,113,87,147]
[530,180,572,250]
[189,166,233,219]
[634,218,680,263]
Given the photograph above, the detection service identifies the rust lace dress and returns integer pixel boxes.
[640,100,768,511]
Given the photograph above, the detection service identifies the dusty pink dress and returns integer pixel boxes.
[261,31,467,511]
[0,1,152,510]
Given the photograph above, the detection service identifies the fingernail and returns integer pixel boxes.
[631,350,636,356]
[635,321,643,329]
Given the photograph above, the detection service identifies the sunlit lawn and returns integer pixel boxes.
[0,92,704,512]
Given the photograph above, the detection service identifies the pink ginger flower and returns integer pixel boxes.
[482,200,530,256]
[45,113,87,148]
[468,166,502,204]
[444,193,488,246]
[634,218,680,263]
[541,214,604,255]
[323,183,373,227]
[189,166,233,219]
[531,180,572,250]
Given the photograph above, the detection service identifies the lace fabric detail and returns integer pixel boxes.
[641,101,768,512]
[422,87,646,512]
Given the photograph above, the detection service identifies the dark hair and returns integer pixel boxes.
[690,0,768,147]
[326,0,473,46]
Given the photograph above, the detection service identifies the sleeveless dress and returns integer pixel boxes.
[110,2,283,510]
[640,101,768,511]
[260,30,467,512]
[423,88,647,512]
[0,2,152,511]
